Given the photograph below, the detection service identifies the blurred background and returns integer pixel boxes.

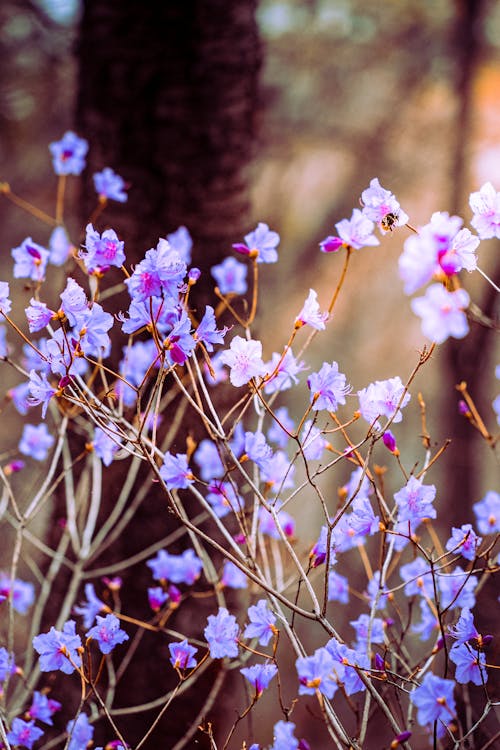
[0,1,499,747]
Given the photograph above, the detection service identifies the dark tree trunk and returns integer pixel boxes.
[73,2,262,746]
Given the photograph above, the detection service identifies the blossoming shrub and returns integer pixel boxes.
[0,138,498,750]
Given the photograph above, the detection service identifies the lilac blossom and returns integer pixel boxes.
[263,349,305,395]
[25,299,55,332]
[6,718,44,749]
[360,178,409,230]
[349,495,380,539]
[146,548,202,585]
[469,181,500,239]
[394,476,436,523]
[159,452,194,490]
[326,638,369,695]
[12,238,49,282]
[32,620,82,674]
[232,222,280,263]
[28,691,61,725]
[19,423,55,461]
[411,673,456,727]
[93,424,121,466]
[48,225,72,265]
[195,306,228,351]
[411,283,470,344]
[323,208,379,251]
[310,525,337,568]
[307,361,350,412]
[59,278,89,326]
[445,524,482,561]
[206,481,242,518]
[400,558,433,598]
[220,336,266,387]
[148,586,169,612]
[295,289,328,330]
[240,663,278,696]
[270,721,299,750]
[473,490,500,534]
[167,225,192,264]
[28,370,56,418]
[49,131,88,175]
[74,583,106,628]
[0,281,12,314]
[77,303,114,358]
[221,560,247,589]
[350,614,385,647]
[449,643,487,685]
[194,439,224,481]
[83,224,126,271]
[259,505,295,539]
[243,430,272,468]
[211,256,248,294]
[259,450,295,492]
[296,647,337,698]
[66,713,93,750]
[244,600,277,646]
[86,614,129,654]
[169,639,197,670]
[204,607,239,658]
[327,571,349,603]
[357,376,410,429]
[119,294,177,335]
[45,328,88,378]
[93,167,128,202]
[300,420,328,460]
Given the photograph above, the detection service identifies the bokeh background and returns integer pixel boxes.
[0,1,499,748]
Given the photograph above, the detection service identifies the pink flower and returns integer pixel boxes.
[220,336,265,387]
[411,283,470,343]
[360,178,409,231]
[295,289,328,330]
[469,181,500,239]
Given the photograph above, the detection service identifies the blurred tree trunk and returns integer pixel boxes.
[73,2,261,746]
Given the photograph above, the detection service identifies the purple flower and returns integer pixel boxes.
[438,566,477,610]
[163,308,195,365]
[400,558,433,598]
[77,303,114,357]
[83,224,126,271]
[445,524,482,561]
[148,586,169,612]
[263,349,305,395]
[357,376,410,429]
[28,370,56,418]
[473,490,500,534]
[0,574,34,614]
[350,614,385,647]
[448,608,480,646]
[159,452,194,490]
[240,662,278,696]
[9,381,31,415]
[204,607,239,658]
[25,299,55,333]
[194,439,224,481]
[259,450,295,492]
[232,222,279,263]
[86,614,128,654]
[167,225,192,264]
[211,256,248,294]
[12,238,49,282]
[412,600,439,641]
[411,284,470,344]
[243,600,277,646]
[0,281,12,314]
[329,208,380,251]
[19,423,55,461]
[394,476,436,524]
[33,620,82,674]
[206,481,242,518]
[300,420,328,461]
[7,718,44,749]
[48,225,72,266]
[93,424,121,466]
[146,548,203,585]
[0,647,16,681]
[270,721,299,750]
[59,278,89,327]
[296,647,337,698]
[307,361,350,412]
[449,642,487,685]
[221,560,247,589]
[410,673,456,727]
[382,429,397,453]
[49,131,88,175]
[243,430,272,468]
[325,639,369,695]
[28,691,62,726]
[360,178,409,231]
[469,181,500,239]
[295,289,328,330]
[93,167,128,202]
[310,525,336,568]
[365,571,388,610]
[74,583,106,628]
[66,713,93,750]
[169,639,197,670]
[220,336,266,387]
[195,306,228,352]
[259,505,295,540]
[327,571,349,604]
